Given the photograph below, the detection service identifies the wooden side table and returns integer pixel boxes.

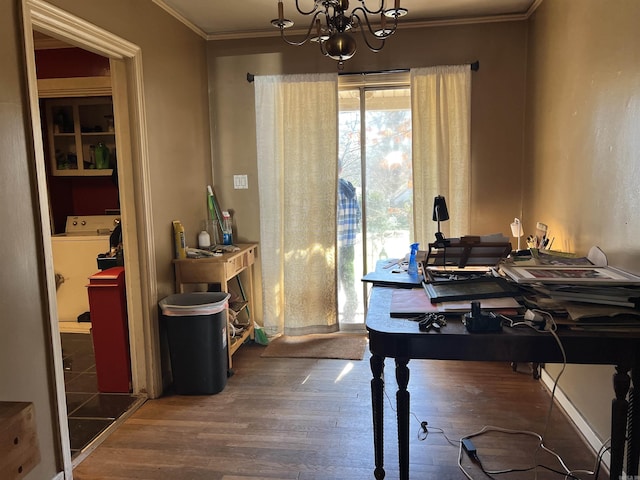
[173,243,258,367]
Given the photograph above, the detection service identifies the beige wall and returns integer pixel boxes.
[525,0,640,440]
[208,22,528,240]
[1,0,212,477]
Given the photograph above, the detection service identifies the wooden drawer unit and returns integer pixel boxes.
[178,261,226,285]
[0,402,40,480]
[245,247,256,268]
[224,252,246,278]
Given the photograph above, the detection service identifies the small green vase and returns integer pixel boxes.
[95,142,110,169]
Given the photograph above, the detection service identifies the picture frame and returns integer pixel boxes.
[424,268,492,283]
[423,277,521,303]
[501,264,640,285]
[425,239,512,268]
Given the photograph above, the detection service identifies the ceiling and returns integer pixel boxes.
[154,0,540,40]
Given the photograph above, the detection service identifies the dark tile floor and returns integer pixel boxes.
[61,332,141,458]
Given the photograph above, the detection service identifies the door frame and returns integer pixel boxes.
[20,0,161,475]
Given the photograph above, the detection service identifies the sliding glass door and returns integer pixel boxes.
[338,82,413,327]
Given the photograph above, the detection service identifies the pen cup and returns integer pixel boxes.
[535,222,548,242]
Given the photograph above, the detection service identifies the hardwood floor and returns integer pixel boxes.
[72,341,608,480]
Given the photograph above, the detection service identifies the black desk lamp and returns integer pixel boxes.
[432,195,450,247]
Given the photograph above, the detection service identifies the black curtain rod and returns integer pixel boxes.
[246,61,479,83]
[339,68,409,77]
[338,62,480,77]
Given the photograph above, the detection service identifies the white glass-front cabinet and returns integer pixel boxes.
[44,96,116,176]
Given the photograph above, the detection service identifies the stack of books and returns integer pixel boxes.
[537,285,640,308]
[500,247,640,325]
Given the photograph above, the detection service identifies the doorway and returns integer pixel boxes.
[337,79,413,327]
[34,32,143,461]
[22,0,159,475]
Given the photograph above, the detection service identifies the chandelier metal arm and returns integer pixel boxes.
[294,0,321,16]
[355,21,386,52]
[356,0,385,16]
[352,8,397,42]
[279,10,326,46]
[318,37,329,56]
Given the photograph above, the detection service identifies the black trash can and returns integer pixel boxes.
[159,292,230,395]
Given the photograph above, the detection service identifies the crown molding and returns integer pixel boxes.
[205,12,537,42]
[152,0,208,40]
[150,0,543,43]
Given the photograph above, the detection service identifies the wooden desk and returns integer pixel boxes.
[173,243,258,366]
[366,286,640,480]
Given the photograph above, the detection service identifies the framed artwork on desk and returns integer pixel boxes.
[423,277,521,303]
[501,264,640,285]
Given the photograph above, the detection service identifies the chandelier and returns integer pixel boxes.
[271,0,408,68]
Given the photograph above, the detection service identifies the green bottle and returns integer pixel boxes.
[95,142,110,169]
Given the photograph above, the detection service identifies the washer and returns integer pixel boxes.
[51,215,120,326]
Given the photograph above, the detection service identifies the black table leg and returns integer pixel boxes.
[371,353,385,479]
[396,357,410,480]
[628,361,640,476]
[611,364,631,480]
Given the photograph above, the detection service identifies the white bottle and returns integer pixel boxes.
[198,230,211,248]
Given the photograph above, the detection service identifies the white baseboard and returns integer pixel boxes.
[540,367,611,472]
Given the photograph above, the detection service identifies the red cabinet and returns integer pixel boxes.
[87,267,131,393]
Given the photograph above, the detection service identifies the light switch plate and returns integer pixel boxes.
[233,174,248,189]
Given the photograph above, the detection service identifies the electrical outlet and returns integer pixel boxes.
[233,175,248,189]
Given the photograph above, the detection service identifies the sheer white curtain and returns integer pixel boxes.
[254,73,339,336]
[411,65,471,244]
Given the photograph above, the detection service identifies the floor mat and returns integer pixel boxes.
[260,333,368,360]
